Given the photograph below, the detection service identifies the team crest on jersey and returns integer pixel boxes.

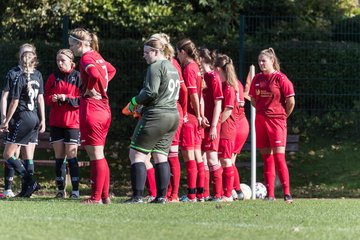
[256,89,261,95]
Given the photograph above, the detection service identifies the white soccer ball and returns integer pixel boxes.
[240,183,252,200]
[255,182,267,199]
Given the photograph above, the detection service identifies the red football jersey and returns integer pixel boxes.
[182,61,202,116]
[233,80,246,121]
[249,71,295,118]
[44,70,81,128]
[171,58,188,116]
[202,70,223,125]
[220,82,237,140]
[79,50,116,100]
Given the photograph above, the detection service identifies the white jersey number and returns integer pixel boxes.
[27,87,39,111]
[168,78,180,100]
[102,65,109,92]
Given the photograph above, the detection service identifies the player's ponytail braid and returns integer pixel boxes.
[21,51,37,93]
[214,53,239,93]
[176,38,200,65]
[260,47,281,71]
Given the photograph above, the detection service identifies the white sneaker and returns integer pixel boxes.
[55,190,66,199]
[143,195,156,203]
[70,191,80,199]
[222,195,234,202]
[3,189,15,198]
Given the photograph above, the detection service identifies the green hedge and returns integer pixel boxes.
[3,39,358,114]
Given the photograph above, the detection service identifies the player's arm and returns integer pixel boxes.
[285,96,295,117]
[200,96,210,127]
[0,90,9,124]
[135,66,161,104]
[221,107,233,123]
[178,81,188,117]
[190,93,202,123]
[37,94,46,133]
[210,99,222,140]
[106,62,116,82]
[250,98,256,108]
[44,74,58,106]
[2,98,19,132]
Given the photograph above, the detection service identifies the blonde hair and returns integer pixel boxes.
[149,33,175,59]
[20,51,37,93]
[259,47,280,71]
[18,43,37,64]
[57,48,76,68]
[214,53,239,93]
[69,28,99,52]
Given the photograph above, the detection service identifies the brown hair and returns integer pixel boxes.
[57,49,76,68]
[259,47,280,71]
[69,28,99,52]
[214,53,239,92]
[176,38,200,66]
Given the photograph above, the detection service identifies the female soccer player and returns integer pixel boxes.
[176,38,204,202]
[214,53,249,201]
[1,45,45,198]
[213,53,240,202]
[1,44,36,197]
[231,78,249,200]
[198,48,224,201]
[249,48,295,203]
[124,35,180,204]
[68,28,116,204]
[149,33,188,203]
[44,49,81,199]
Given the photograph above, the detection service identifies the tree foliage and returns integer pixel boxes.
[0,0,359,42]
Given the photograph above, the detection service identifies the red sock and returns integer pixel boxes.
[146,167,157,197]
[90,158,107,201]
[274,153,291,196]
[196,162,205,199]
[168,154,181,199]
[210,164,223,198]
[223,166,234,197]
[204,165,210,198]
[263,154,275,198]
[185,160,197,200]
[233,164,240,191]
[101,159,110,199]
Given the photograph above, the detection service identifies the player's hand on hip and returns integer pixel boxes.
[85,88,102,100]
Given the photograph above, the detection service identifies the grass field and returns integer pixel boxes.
[1,135,360,240]
[1,197,359,240]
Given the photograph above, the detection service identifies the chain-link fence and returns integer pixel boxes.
[239,15,360,116]
[1,15,359,119]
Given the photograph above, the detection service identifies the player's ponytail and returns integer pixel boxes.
[259,47,281,71]
[69,28,99,52]
[147,33,175,60]
[20,51,37,93]
[176,38,201,67]
[214,53,239,93]
[89,32,99,52]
